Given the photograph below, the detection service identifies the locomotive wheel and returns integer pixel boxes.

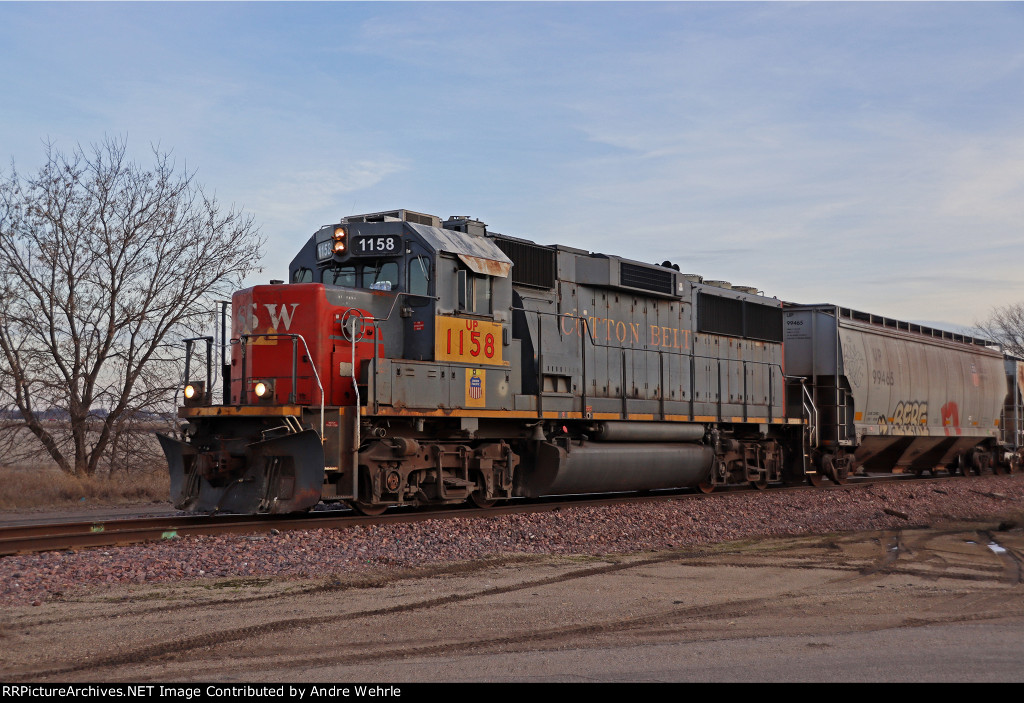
[469,493,497,509]
[350,500,388,516]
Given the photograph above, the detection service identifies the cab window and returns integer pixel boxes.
[473,273,491,314]
[362,261,399,290]
[459,270,491,314]
[322,266,356,286]
[408,256,430,296]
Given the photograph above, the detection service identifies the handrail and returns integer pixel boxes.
[182,336,214,405]
[800,380,819,448]
[236,333,325,441]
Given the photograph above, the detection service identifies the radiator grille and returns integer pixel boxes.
[698,293,782,342]
[494,238,556,289]
[619,262,674,295]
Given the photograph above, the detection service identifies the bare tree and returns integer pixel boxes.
[976,303,1024,359]
[0,138,264,475]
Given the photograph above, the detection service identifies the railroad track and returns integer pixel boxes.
[0,472,931,556]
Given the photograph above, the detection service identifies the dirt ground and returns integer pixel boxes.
[4,517,1024,682]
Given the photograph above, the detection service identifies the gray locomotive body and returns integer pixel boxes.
[160,209,1021,514]
[493,233,794,495]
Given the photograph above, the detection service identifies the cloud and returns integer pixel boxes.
[255,161,410,224]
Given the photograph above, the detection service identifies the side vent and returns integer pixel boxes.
[619,262,674,295]
[698,294,743,337]
[342,209,441,227]
[745,304,783,343]
[404,211,437,227]
[494,238,556,289]
[698,293,783,343]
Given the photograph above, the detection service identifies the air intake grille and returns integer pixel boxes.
[745,304,783,342]
[698,293,783,343]
[494,238,556,289]
[698,294,743,337]
[620,262,674,294]
[405,212,435,226]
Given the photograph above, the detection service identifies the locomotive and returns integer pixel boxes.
[158,209,1024,514]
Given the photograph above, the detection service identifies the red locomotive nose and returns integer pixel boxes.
[228,283,379,407]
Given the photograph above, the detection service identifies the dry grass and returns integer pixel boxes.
[0,465,170,511]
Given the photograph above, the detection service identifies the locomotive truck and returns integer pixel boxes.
[158,209,1023,514]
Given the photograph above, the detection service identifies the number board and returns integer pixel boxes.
[435,317,504,365]
[350,234,402,257]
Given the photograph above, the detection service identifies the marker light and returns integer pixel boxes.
[332,226,347,253]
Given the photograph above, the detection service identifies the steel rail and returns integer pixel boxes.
[0,472,948,557]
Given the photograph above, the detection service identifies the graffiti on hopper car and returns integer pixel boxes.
[878,400,929,436]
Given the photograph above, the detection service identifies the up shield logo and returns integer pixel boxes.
[465,369,486,408]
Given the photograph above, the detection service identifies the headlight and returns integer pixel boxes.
[252,379,275,404]
[183,381,206,407]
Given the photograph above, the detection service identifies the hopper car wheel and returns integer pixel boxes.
[350,500,388,516]
[959,454,974,477]
[698,481,716,494]
[807,473,825,487]
[821,454,849,485]
[829,469,849,486]
[749,477,768,491]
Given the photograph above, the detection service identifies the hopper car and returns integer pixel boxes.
[157,209,1024,514]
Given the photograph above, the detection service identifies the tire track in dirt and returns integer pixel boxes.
[7,555,543,629]
[166,578,1024,681]
[9,551,700,679]
[15,528,1023,680]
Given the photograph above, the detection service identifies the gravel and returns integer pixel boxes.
[3,475,1024,608]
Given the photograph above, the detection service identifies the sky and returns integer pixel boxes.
[2,1,1023,331]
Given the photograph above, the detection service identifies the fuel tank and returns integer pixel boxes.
[519,440,714,497]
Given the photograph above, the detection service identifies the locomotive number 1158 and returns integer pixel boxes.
[351,235,402,256]
[434,316,505,365]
